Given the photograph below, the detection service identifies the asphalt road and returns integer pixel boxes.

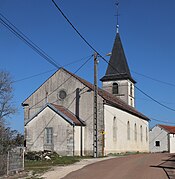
[63,153,175,179]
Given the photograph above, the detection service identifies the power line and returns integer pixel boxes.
[51,0,97,53]
[0,13,61,69]
[135,87,175,112]
[137,97,175,105]
[12,69,56,83]
[0,11,93,110]
[132,70,175,88]
[150,118,175,125]
[28,54,93,109]
[63,55,92,67]
[51,0,175,112]
[12,54,92,83]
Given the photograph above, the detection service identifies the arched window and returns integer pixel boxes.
[146,127,148,142]
[140,125,143,142]
[113,116,117,141]
[134,123,137,141]
[112,83,118,94]
[130,84,133,96]
[127,121,130,140]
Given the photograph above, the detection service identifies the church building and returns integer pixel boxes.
[22,32,150,156]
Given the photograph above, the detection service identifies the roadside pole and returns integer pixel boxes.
[93,52,98,158]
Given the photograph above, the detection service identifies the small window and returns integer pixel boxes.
[130,98,133,106]
[155,141,160,147]
[46,127,53,144]
[127,121,130,140]
[112,83,118,94]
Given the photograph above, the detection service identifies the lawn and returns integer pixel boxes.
[25,154,91,178]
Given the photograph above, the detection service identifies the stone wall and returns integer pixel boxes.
[24,69,104,156]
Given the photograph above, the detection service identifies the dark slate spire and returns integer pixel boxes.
[101,33,136,83]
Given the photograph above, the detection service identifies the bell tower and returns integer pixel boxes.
[100,32,136,107]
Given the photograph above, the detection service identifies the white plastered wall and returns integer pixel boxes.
[74,126,84,156]
[149,126,168,153]
[169,134,175,153]
[104,104,149,154]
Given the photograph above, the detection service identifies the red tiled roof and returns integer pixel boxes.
[51,103,85,126]
[158,124,175,134]
[62,68,149,121]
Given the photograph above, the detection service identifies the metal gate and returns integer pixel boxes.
[7,147,24,175]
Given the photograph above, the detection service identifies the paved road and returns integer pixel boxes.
[63,153,175,179]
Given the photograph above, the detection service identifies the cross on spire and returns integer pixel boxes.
[115,1,120,33]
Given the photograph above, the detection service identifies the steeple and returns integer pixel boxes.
[100,33,135,83]
[100,2,136,107]
[100,32,136,107]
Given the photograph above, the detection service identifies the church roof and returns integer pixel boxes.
[25,103,86,126]
[158,124,175,134]
[63,68,149,121]
[101,33,136,83]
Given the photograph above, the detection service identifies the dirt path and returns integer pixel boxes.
[41,156,115,179]
[63,153,175,179]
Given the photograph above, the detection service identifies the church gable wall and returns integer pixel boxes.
[24,69,104,156]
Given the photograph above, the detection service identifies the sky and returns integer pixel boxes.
[1,0,175,133]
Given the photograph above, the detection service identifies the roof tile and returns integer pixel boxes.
[62,68,149,121]
[51,103,85,126]
[158,124,175,134]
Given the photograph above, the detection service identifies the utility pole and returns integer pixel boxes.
[93,52,98,158]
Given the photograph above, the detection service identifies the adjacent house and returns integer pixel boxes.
[22,32,150,156]
[149,124,175,153]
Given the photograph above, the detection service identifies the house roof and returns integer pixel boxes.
[158,124,175,134]
[100,33,136,83]
[51,103,85,126]
[63,68,149,121]
[25,103,85,126]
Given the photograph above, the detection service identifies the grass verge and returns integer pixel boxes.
[25,156,91,177]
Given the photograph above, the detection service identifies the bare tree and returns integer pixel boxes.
[0,71,16,125]
[0,71,17,152]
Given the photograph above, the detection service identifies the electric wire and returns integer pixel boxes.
[51,0,97,53]
[27,89,93,149]
[150,118,175,125]
[0,13,61,69]
[132,70,175,88]
[51,0,175,112]
[28,54,93,109]
[12,69,56,83]
[137,97,175,105]
[12,54,92,83]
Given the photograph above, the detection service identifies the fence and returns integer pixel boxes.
[0,147,24,176]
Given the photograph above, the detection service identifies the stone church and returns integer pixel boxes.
[22,32,150,156]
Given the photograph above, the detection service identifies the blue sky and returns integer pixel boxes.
[1,0,175,133]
